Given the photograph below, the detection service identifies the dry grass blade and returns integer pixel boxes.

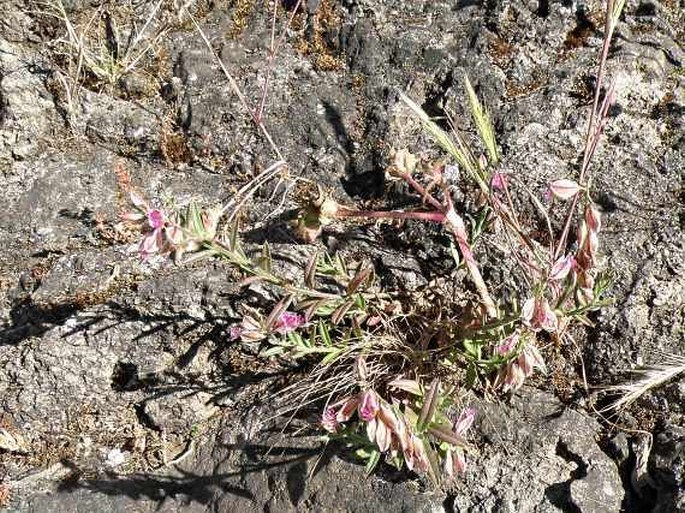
[599,352,685,413]
[220,160,287,221]
[463,74,498,164]
[398,91,486,192]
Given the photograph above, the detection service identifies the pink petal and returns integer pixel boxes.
[453,447,467,474]
[549,179,581,200]
[454,407,476,436]
[274,311,305,334]
[444,447,454,477]
[521,297,536,326]
[120,212,145,222]
[375,420,391,452]
[525,343,547,374]
[585,203,601,233]
[336,397,359,423]
[322,407,340,433]
[537,298,558,332]
[130,191,148,210]
[147,209,165,229]
[378,403,400,433]
[358,390,379,422]
[229,326,243,341]
[491,172,507,191]
[139,231,159,256]
[495,332,520,356]
[550,254,576,281]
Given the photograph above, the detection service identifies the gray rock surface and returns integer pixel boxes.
[0,0,683,512]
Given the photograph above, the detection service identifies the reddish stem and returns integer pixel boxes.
[336,207,446,223]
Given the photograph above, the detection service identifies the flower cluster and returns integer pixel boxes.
[121,192,181,261]
[229,310,305,342]
[121,192,223,262]
[494,332,547,392]
[322,388,475,477]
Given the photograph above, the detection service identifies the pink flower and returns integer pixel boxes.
[585,203,601,233]
[495,332,520,356]
[147,209,165,229]
[358,389,380,422]
[320,396,359,433]
[322,407,340,433]
[497,360,526,392]
[550,254,576,281]
[405,435,429,472]
[576,203,602,272]
[229,325,243,341]
[336,396,359,422]
[518,342,547,376]
[496,340,546,393]
[229,315,266,342]
[453,447,467,474]
[548,179,581,200]
[274,311,305,334]
[491,171,507,191]
[576,271,596,304]
[454,407,476,436]
[521,297,558,332]
[444,446,468,477]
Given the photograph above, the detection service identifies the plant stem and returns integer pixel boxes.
[336,207,446,223]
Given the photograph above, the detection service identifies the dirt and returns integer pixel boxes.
[0,0,684,512]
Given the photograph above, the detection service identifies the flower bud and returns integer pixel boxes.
[454,407,476,436]
[491,172,507,192]
[358,389,380,421]
[585,203,601,233]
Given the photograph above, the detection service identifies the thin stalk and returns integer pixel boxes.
[393,170,496,317]
[336,207,445,223]
[256,0,303,123]
[555,0,619,259]
[184,7,284,161]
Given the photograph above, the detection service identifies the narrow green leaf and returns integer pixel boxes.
[365,450,381,475]
[321,347,344,365]
[466,363,478,389]
[229,218,240,251]
[422,437,442,487]
[261,346,285,358]
[259,242,272,273]
[318,321,333,346]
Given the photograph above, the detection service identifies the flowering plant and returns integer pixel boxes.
[114,0,624,487]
